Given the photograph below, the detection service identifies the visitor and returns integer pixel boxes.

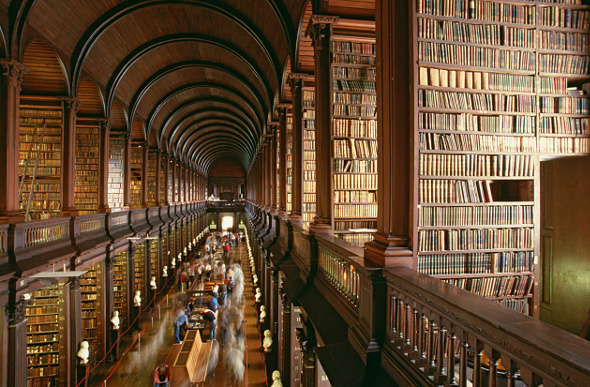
[175,309,189,344]
[153,363,170,387]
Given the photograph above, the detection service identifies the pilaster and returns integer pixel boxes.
[61,97,81,217]
[287,75,305,219]
[98,120,112,213]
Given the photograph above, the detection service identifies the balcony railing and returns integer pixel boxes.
[318,244,360,309]
[21,217,69,249]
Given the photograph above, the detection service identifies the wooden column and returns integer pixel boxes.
[142,142,149,208]
[278,111,287,214]
[301,346,316,387]
[7,298,28,386]
[0,60,28,223]
[171,158,177,204]
[155,150,162,206]
[104,255,116,359]
[308,16,339,232]
[163,153,170,205]
[264,139,271,209]
[270,124,278,213]
[70,278,82,385]
[61,97,80,217]
[281,292,292,383]
[287,75,305,219]
[98,120,111,213]
[364,0,413,267]
[123,133,132,210]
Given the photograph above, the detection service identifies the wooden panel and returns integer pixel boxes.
[131,117,145,141]
[296,1,314,74]
[21,40,68,96]
[209,159,245,178]
[77,78,104,117]
[110,100,127,130]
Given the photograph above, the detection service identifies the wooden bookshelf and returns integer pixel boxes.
[134,243,146,301]
[303,86,317,225]
[168,160,174,202]
[276,124,281,208]
[75,125,100,215]
[331,37,378,239]
[413,0,590,315]
[113,250,128,328]
[286,114,293,213]
[130,145,142,209]
[162,231,169,268]
[19,100,63,221]
[160,155,167,204]
[150,238,158,282]
[26,285,66,387]
[147,150,157,207]
[80,263,104,360]
[108,136,125,211]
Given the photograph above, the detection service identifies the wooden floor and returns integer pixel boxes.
[87,243,267,387]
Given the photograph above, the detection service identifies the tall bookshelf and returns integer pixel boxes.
[19,99,63,221]
[168,160,173,202]
[75,125,100,215]
[331,37,378,246]
[276,125,281,209]
[26,285,66,387]
[150,238,158,282]
[160,155,167,204]
[286,114,293,213]
[130,145,143,209]
[147,150,157,207]
[413,0,590,315]
[134,243,146,302]
[303,87,317,225]
[170,227,176,261]
[80,263,104,360]
[113,250,128,328]
[162,230,169,268]
[108,136,125,211]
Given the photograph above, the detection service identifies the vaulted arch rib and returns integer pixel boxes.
[174,119,256,158]
[8,0,36,59]
[168,107,257,150]
[175,123,256,161]
[71,1,282,95]
[159,98,258,149]
[187,132,252,166]
[146,82,264,140]
[128,60,268,130]
[197,145,250,174]
[105,34,274,115]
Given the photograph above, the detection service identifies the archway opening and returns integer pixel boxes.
[221,215,234,232]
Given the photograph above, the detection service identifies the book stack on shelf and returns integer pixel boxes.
[108,136,125,211]
[75,125,100,215]
[80,263,104,360]
[160,155,167,203]
[26,285,65,387]
[170,227,176,261]
[134,243,146,302]
[286,114,293,213]
[130,145,143,208]
[19,101,63,221]
[331,38,378,246]
[150,238,158,283]
[276,125,280,208]
[147,150,157,207]
[303,87,317,225]
[168,159,174,202]
[174,162,180,203]
[113,250,128,328]
[162,231,169,268]
[413,0,590,315]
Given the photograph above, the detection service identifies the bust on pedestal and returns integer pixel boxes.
[76,341,90,387]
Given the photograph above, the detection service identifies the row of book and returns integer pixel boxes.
[20,167,61,176]
[334,190,377,203]
[19,151,61,161]
[334,220,377,231]
[303,170,316,180]
[27,323,59,333]
[419,132,537,153]
[420,67,536,93]
[332,79,376,93]
[21,117,62,125]
[302,203,316,212]
[20,108,62,118]
[336,232,373,247]
[303,193,315,203]
[26,306,58,315]
[333,159,377,173]
[333,118,377,137]
[333,53,376,66]
[418,89,536,113]
[27,334,58,344]
[19,133,62,143]
[540,30,590,52]
[418,227,534,251]
[539,7,590,30]
[332,41,375,55]
[442,274,533,298]
[333,92,376,105]
[418,204,534,227]
[334,205,372,220]
[27,354,59,365]
[419,42,536,71]
[334,173,377,190]
[419,153,535,177]
[332,66,376,81]
[417,0,535,25]
[419,179,512,204]
[539,53,590,74]
[540,96,590,114]
[303,151,315,161]
[418,251,534,275]
[27,344,58,353]
[419,112,536,133]
[333,138,377,159]
[496,298,529,314]
[333,104,376,117]
[539,136,590,153]
[418,18,536,48]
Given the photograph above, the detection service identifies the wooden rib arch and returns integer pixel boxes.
[187,133,251,166]
[128,60,269,129]
[70,1,282,95]
[77,78,105,117]
[21,39,68,96]
[177,122,256,161]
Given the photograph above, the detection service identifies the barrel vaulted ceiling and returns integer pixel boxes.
[0,0,374,174]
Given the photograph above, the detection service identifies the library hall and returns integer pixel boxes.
[0,0,590,386]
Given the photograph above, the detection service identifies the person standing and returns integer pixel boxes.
[175,310,189,344]
[200,308,217,341]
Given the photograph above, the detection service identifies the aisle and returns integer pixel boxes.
[87,241,267,387]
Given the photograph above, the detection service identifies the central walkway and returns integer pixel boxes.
[88,241,266,387]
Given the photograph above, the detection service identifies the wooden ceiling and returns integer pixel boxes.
[0,0,374,174]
